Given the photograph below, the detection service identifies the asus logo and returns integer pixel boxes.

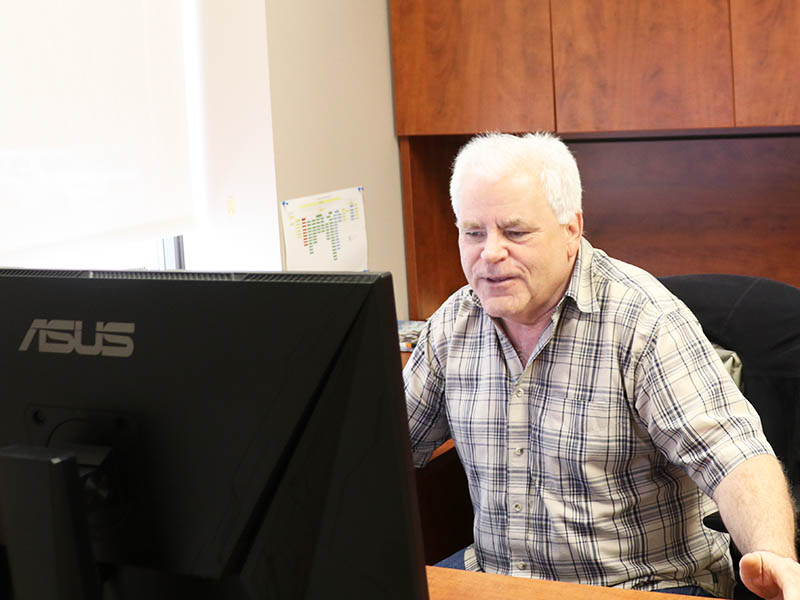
[18,319,135,358]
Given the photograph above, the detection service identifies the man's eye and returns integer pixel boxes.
[463,230,485,238]
[505,230,528,239]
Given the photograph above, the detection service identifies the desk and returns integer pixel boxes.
[426,566,697,599]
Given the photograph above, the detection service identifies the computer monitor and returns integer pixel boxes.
[0,269,428,599]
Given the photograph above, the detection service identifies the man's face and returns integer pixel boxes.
[457,172,582,327]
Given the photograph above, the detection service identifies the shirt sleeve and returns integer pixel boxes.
[633,307,774,497]
[403,318,451,468]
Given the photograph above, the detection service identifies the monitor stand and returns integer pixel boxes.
[0,445,253,600]
[0,445,100,600]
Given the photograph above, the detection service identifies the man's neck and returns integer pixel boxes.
[500,305,558,364]
[496,252,578,363]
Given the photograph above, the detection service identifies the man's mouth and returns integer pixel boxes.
[483,275,514,284]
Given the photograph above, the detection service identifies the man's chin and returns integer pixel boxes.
[480,298,518,321]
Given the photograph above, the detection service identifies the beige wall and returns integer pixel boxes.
[265,0,408,319]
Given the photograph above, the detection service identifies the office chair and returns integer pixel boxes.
[660,274,800,600]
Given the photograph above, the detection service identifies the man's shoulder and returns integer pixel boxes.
[587,248,687,319]
[427,285,484,331]
[408,285,488,375]
[417,285,494,355]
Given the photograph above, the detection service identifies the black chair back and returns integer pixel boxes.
[660,274,800,495]
[660,275,800,600]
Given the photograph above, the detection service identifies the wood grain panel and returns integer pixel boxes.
[731,0,800,126]
[571,135,800,287]
[390,0,554,135]
[401,134,800,319]
[401,136,467,320]
[427,565,699,600]
[552,0,734,133]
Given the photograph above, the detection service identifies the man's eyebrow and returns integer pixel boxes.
[457,219,482,229]
[457,218,537,229]
[498,218,534,229]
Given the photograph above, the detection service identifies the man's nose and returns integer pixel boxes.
[480,231,508,263]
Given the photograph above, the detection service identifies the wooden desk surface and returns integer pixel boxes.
[426,566,697,599]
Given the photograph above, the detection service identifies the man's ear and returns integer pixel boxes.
[565,211,583,259]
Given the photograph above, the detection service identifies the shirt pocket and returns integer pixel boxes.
[537,391,629,496]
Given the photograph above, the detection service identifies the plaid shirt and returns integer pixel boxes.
[404,238,773,597]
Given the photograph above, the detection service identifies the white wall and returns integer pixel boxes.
[264,0,408,318]
[182,0,282,272]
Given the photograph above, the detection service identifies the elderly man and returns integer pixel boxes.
[404,132,799,598]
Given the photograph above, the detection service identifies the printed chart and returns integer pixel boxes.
[280,186,368,271]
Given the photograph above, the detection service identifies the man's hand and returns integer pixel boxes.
[740,551,800,600]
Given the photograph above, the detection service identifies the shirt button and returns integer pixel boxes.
[515,388,524,397]
[518,562,527,570]
[514,447,524,456]
[513,502,523,512]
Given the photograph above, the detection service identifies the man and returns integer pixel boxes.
[404,132,799,598]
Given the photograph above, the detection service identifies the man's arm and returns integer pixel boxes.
[712,454,800,599]
[403,323,450,467]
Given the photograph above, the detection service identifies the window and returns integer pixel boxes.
[0,0,280,272]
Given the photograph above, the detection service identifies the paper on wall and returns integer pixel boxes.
[280,186,368,271]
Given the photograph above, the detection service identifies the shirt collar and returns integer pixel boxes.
[562,237,601,314]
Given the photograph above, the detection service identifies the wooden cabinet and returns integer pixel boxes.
[391,0,800,136]
[390,0,800,320]
[390,0,554,135]
[390,0,744,135]
[731,0,800,126]
[551,0,734,132]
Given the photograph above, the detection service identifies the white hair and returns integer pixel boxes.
[449,132,582,224]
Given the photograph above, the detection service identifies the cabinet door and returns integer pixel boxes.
[552,0,734,133]
[390,0,554,135]
[731,0,800,126]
